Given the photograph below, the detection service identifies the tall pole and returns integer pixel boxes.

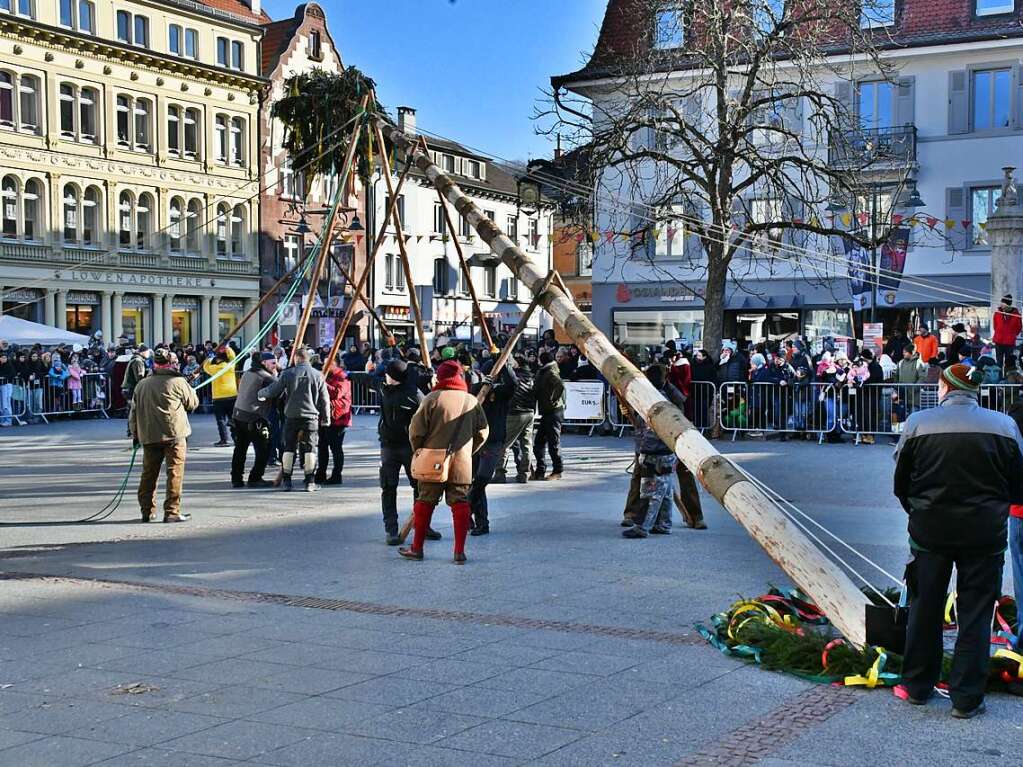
[215,254,311,349]
[870,189,878,325]
[321,151,415,377]
[376,115,871,647]
[290,97,368,364]
[329,249,395,344]
[374,124,432,371]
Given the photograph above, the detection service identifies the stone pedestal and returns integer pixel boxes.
[988,167,1023,327]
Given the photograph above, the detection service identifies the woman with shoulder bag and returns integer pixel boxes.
[401,360,489,564]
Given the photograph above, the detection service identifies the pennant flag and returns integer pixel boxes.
[979,221,988,230]
[651,228,662,240]
[792,218,804,226]
[926,216,938,229]
[944,219,955,230]
[809,216,820,228]
[892,214,904,225]
[857,212,870,226]
[354,234,364,246]
[961,220,972,230]
[666,226,676,241]
[575,232,585,244]
[404,235,412,243]
[531,234,541,247]
[840,213,852,227]
[605,231,616,243]
[416,235,423,244]
[589,231,600,244]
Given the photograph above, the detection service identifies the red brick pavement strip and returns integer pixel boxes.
[0,570,707,646]
[673,684,859,766]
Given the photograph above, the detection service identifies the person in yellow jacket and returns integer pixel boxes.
[203,345,238,446]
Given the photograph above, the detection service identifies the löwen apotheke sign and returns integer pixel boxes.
[69,269,214,289]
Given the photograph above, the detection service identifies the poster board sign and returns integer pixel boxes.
[318,318,335,349]
[564,381,605,421]
[863,323,884,350]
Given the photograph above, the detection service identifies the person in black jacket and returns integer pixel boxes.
[497,355,536,483]
[532,351,566,480]
[893,363,1023,717]
[377,359,440,545]
[467,358,517,535]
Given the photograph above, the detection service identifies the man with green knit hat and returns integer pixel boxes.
[893,363,1023,718]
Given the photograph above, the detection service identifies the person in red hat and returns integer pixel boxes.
[401,360,488,564]
[893,362,1023,718]
[993,294,1022,371]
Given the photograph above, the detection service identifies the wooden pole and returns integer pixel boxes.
[290,98,368,364]
[215,254,311,349]
[374,124,432,372]
[377,116,871,646]
[418,137,496,353]
[329,249,395,344]
[320,152,415,377]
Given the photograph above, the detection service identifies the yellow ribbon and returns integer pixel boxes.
[994,649,1023,680]
[844,648,889,688]
[944,591,957,625]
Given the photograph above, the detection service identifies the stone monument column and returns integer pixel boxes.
[987,166,1023,334]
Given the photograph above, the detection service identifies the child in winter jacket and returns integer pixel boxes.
[67,356,84,408]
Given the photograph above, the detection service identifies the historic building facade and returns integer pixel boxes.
[0,0,266,346]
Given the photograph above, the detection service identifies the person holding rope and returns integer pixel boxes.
[129,348,198,523]
[231,352,278,489]
[257,346,329,492]
[893,363,1023,718]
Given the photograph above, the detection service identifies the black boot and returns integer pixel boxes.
[304,474,318,492]
[281,474,293,492]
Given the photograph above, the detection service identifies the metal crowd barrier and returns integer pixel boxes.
[979,384,1021,415]
[838,382,939,440]
[718,381,838,441]
[349,372,380,414]
[25,372,110,423]
[607,380,718,436]
[0,376,27,426]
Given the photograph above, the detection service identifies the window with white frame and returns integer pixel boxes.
[433,202,447,234]
[282,233,301,272]
[653,3,684,49]
[506,214,517,239]
[308,30,322,59]
[484,209,495,222]
[169,196,183,252]
[460,214,471,238]
[167,105,180,156]
[0,0,35,20]
[578,241,594,275]
[183,108,199,158]
[384,253,395,290]
[459,262,470,295]
[653,204,690,259]
[861,0,895,27]
[527,218,539,248]
[466,159,481,179]
[169,25,198,58]
[60,0,94,33]
[117,190,152,250]
[230,204,246,259]
[857,80,894,130]
[972,68,1011,131]
[216,37,229,66]
[231,41,244,71]
[115,95,151,152]
[118,190,132,246]
[395,256,406,291]
[167,105,199,159]
[215,203,228,257]
[1,175,42,240]
[484,265,497,298]
[508,275,519,300]
[62,183,99,245]
[442,154,455,173]
[970,185,1002,246]
[433,257,449,293]
[185,28,198,59]
[215,115,228,163]
[975,0,1014,15]
[136,192,152,249]
[185,199,201,254]
[0,71,41,135]
[750,197,783,250]
[59,83,97,143]
[116,10,148,47]
[229,116,245,166]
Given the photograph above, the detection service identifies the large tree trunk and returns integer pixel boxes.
[701,249,728,359]
[376,118,871,647]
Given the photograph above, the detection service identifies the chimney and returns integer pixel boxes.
[554,133,563,160]
[397,106,417,136]
[249,0,261,15]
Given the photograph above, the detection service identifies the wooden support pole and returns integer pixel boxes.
[375,124,432,372]
[419,137,496,353]
[320,150,415,377]
[329,249,395,344]
[290,98,368,364]
[215,254,311,349]
[378,116,871,646]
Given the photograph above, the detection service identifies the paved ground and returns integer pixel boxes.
[0,415,1019,766]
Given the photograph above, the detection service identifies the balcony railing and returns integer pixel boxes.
[118,251,160,269]
[169,254,208,271]
[216,259,258,275]
[0,240,50,261]
[828,125,917,167]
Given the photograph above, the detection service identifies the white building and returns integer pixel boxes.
[554,0,1022,355]
[365,107,555,348]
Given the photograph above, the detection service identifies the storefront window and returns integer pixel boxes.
[65,305,93,334]
[121,309,143,343]
[936,306,991,344]
[804,309,853,341]
[613,309,704,362]
[172,310,191,345]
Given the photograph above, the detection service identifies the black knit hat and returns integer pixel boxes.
[386,359,408,382]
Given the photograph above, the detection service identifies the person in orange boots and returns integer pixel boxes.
[400,359,488,564]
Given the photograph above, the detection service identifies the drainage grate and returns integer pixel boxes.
[0,570,706,646]
[673,685,858,766]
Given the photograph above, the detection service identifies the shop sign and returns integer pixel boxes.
[311,308,345,318]
[70,269,215,288]
[121,295,152,308]
[565,381,605,421]
[220,299,244,312]
[65,291,99,305]
[615,283,701,304]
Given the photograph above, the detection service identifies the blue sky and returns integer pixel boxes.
[263,0,606,162]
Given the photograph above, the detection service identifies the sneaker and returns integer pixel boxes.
[323,476,343,485]
[386,534,402,546]
[951,701,986,719]
[622,526,648,539]
[247,479,274,488]
[163,513,191,523]
[281,476,293,492]
[650,526,671,535]
[515,473,528,484]
[213,440,229,447]
[425,528,442,541]
[530,471,545,481]
[305,481,319,493]
[231,481,245,489]
[453,552,467,565]
[470,527,490,536]
[398,547,424,561]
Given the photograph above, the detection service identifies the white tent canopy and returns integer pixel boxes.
[0,315,92,347]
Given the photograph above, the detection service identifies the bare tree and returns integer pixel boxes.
[545,0,926,354]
